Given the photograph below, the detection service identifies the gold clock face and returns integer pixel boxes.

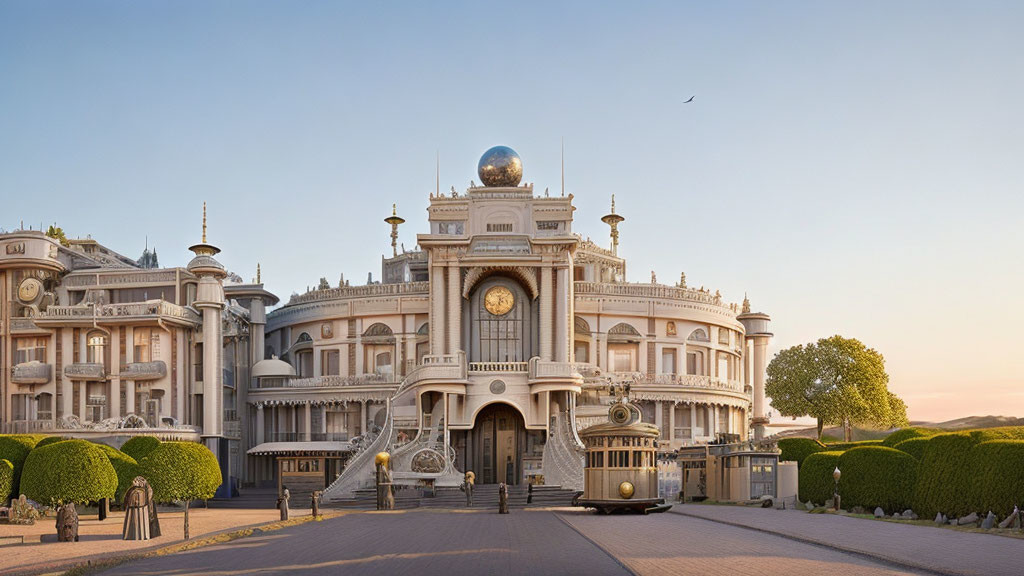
[18,278,42,303]
[484,286,515,316]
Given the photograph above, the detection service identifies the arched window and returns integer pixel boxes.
[87,332,108,365]
[467,278,535,363]
[687,328,709,342]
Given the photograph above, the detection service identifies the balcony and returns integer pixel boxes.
[252,374,398,390]
[468,361,528,373]
[648,373,745,393]
[37,300,201,326]
[120,361,167,381]
[65,363,106,380]
[11,362,52,385]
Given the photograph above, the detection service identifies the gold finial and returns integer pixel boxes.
[202,202,207,244]
[392,203,397,216]
[257,263,262,284]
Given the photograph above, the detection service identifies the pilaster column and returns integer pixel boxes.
[110,331,121,419]
[304,402,312,441]
[256,404,265,445]
[360,400,368,436]
[447,264,461,354]
[555,267,568,362]
[654,401,663,439]
[354,318,364,376]
[690,404,697,437]
[751,336,769,441]
[201,305,223,436]
[540,266,553,360]
[430,264,445,355]
[61,329,74,417]
[668,403,676,443]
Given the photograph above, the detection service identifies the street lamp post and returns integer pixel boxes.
[833,466,842,512]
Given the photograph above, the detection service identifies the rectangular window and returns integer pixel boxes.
[536,221,562,231]
[718,329,730,345]
[133,328,160,363]
[662,348,676,375]
[686,351,700,375]
[321,350,340,376]
[15,337,47,365]
[486,223,514,232]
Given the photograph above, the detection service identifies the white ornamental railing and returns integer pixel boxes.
[468,361,528,373]
[40,301,200,323]
[288,281,429,305]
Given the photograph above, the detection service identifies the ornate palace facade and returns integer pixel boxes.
[0,146,772,499]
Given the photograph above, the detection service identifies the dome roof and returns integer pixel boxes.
[477,146,523,187]
[252,356,296,379]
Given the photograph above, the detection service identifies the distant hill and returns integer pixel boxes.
[770,415,1024,441]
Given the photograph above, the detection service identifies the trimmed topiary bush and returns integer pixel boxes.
[96,444,140,503]
[34,436,68,448]
[968,440,1024,515]
[824,439,885,451]
[837,446,917,512]
[799,451,843,504]
[121,436,162,461]
[882,427,940,447]
[778,437,827,468]
[893,437,930,461]
[0,459,13,504]
[140,442,222,539]
[0,434,44,499]
[20,439,117,506]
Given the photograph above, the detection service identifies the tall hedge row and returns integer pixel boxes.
[837,447,917,511]
[798,451,843,504]
[0,435,44,499]
[0,459,13,503]
[121,436,162,461]
[20,439,117,506]
[882,427,940,447]
[969,440,1024,515]
[96,444,140,503]
[914,427,1024,517]
[778,438,826,468]
[893,437,930,461]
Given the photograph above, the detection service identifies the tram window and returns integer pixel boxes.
[596,452,604,468]
[633,452,642,467]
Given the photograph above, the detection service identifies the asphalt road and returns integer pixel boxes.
[100,508,923,576]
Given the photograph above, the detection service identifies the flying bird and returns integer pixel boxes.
[683,95,695,103]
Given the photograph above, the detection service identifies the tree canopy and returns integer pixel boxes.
[766,335,908,440]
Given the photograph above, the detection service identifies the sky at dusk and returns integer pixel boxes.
[2,1,1021,423]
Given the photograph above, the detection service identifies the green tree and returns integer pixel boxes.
[140,442,222,539]
[45,225,70,247]
[766,336,908,441]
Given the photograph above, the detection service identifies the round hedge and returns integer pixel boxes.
[35,436,67,449]
[121,436,162,461]
[968,440,1024,515]
[140,442,221,504]
[882,427,940,447]
[96,444,140,503]
[778,437,826,468]
[837,446,917,512]
[20,439,117,506]
[824,439,886,451]
[798,450,843,504]
[0,459,13,503]
[893,437,930,461]
[0,435,44,499]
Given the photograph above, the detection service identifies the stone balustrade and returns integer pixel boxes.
[255,374,398,389]
[468,361,528,373]
[11,361,52,384]
[287,281,429,305]
[574,281,734,309]
[120,361,167,381]
[38,301,200,323]
[64,363,106,380]
[528,358,582,379]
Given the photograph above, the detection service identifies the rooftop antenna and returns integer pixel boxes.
[257,263,262,284]
[560,137,565,196]
[384,204,405,257]
[436,150,440,197]
[202,201,207,243]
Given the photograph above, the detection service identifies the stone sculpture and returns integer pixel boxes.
[277,486,291,521]
[9,495,40,525]
[122,476,151,540]
[462,471,475,507]
[311,490,322,518]
[375,452,395,511]
[498,482,509,514]
[56,502,79,542]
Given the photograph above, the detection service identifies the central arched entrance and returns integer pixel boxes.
[468,403,525,485]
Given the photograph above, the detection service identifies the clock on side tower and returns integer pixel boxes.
[483,285,515,316]
[18,277,43,304]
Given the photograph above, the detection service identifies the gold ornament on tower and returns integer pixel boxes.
[484,285,515,316]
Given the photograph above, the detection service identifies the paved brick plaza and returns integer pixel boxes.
[90,506,1014,576]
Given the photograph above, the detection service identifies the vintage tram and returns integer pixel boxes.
[577,386,672,514]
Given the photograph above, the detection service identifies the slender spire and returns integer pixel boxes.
[601,194,625,256]
[742,293,751,314]
[384,203,405,257]
[257,263,262,284]
[436,150,440,197]
[202,201,207,243]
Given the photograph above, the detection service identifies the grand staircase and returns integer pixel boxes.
[330,484,579,510]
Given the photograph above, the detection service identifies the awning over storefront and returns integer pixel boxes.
[246,441,353,456]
